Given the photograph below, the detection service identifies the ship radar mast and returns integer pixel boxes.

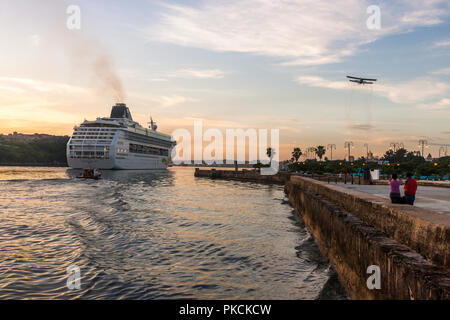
[148,117,158,131]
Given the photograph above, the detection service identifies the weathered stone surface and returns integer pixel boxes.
[285,178,450,300]
[194,168,291,184]
[289,176,450,268]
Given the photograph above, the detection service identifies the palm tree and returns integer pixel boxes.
[266,147,275,166]
[315,145,326,161]
[292,147,302,162]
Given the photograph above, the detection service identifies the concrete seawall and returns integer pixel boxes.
[194,168,291,184]
[285,176,450,299]
[289,176,450,268]
[194,169,450,299]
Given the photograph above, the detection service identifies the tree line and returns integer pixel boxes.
[0,136,69,166]
[286,146,450,177]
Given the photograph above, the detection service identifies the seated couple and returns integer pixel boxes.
[389,172,417,205]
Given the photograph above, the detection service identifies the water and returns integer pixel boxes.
[0,166,346,299]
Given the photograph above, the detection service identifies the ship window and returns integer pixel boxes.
[128,143,169,156]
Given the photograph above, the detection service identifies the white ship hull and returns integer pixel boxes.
[67,154,168,170]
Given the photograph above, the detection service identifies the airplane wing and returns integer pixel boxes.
[347,76,377,82]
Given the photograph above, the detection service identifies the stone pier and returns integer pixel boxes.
[194,168,291,184]
[285,176,450,299]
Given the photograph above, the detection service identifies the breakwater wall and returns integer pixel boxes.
[194,168,291,184]
[285,176,450,299]
[288,176,450,268]
[194,169,450,299]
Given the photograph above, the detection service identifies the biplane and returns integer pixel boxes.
[346,76,377,84]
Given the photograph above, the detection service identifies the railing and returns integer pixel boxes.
[293,173,368,185]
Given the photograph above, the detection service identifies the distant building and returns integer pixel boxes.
[426,153,433,162]
[366,151,380,162]
[348,156,355,162]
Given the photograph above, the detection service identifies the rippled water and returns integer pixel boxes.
[0,166,346,299]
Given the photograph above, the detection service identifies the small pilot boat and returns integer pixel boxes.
[77,168,102,180]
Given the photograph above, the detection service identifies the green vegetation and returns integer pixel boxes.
[0,135,69,166]
[315,146,326,161]
[291,147,302,162]
[252,148,276,169]
[287,147,450,178]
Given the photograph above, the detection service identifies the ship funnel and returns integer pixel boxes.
[110,103,133,120]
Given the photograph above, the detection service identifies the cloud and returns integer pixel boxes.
[375,78,449,104]
[0,101,80,124]
[400,7,447,25]
[169,68,226,79]
[296,75,450,104]
[434,40,450,47]
[146,0,450,66]
[417,98,450,110]
[430,67,450,75]
[156,95,198,108]
[148,78,169,82]
[296,76,349,90]
[346,123,375,131]
[0,77,87,95]
[127,91,198,108]
[29,34,41,47]
[0,77,98,129]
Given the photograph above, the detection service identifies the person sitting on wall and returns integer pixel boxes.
[404,172,418,205]
[389,173,405,204]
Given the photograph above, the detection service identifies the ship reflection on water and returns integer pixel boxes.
[0,166,347,299]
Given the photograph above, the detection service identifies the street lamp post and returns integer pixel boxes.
[363,143,369,159]
[418,140,428,157]
[439,146,445,158]
[327,144,336,160]
[307,147,316,160]
[390,142,404,153]
[344,141,353,161]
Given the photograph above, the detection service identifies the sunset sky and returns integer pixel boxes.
[0,0,449,159]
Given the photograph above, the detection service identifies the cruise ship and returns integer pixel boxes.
[67,103,175,169]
